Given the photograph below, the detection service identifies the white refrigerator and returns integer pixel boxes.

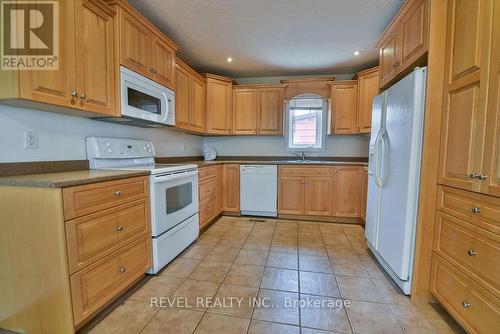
[365,67,427,295]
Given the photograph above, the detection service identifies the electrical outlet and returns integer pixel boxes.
[24,131,38,149]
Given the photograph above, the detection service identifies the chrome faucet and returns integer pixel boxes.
[293,151,306,161]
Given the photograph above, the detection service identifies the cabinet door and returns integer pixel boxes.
[278,176,305,215]
[333,167,362,217]
[74,0,116,116]
[481,0,500,197]
[190,76,206,132]
[305,176,333,216]
[357,69,379,133]
[119,10,150,78]
[19,0,77,108]
[400,0,429,70]
[258,88,284,135]
[150,35,175,89]
[216,165,223,212]
[175,66,190,130]
[331,83,358,134]
[223,164,240,212]
[438,0,493,192]
[233,89,258,134]
[206,78,232,134]
[379,32,401,88]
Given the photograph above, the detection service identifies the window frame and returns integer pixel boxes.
[285,94,327,152]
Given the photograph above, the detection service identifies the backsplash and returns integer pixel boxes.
[0,105,203,163]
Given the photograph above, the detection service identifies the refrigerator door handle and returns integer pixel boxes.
[379,130,390,187]
[373,134,383,187]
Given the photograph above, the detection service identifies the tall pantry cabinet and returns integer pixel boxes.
[431,1,500,333]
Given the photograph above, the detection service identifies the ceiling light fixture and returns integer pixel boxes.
[226,57,233,63]
[354,51,360,56]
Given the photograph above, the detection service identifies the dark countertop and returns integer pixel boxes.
[0,169,150,188]
[0,157,367,188]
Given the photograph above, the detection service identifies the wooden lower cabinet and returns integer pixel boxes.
[278,165,364,219]
[333,167,362,217]
[431,255,500,334]
[305,176,333,216]
[199,165,223,229]
[279,176,306,215]
[70,235,151,326]
[360,167,368,221]
[223,164,240,212]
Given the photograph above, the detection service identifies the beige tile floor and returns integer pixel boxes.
[84,216,466,334]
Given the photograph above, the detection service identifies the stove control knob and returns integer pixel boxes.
[107,149,112,154]
[105,142,111,147]
[146,144,151,149]
[148,149,153,153]
[143,146,147,151]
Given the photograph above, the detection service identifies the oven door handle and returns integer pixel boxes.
[151,170,198,183]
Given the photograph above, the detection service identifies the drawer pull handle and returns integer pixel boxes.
[462,301,470,308]
[119,266,126,273]
[114,191,122,196]
[467,249,477,256]
[470,172,480,179]
[116,225,124,232]
[471,207,480,214]
[477,174,488,180]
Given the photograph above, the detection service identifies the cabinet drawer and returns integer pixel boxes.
[200,197,218,229]
[199,177,217,203]
[199,166,219,182]
[66,198,151,274]
[431,256,500,334]
[63,176,149,220]
[279,166,332,176]
[437,186,500,235]
[434,212,500,296]
[70,235,151,326]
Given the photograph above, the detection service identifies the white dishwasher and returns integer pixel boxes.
[240,165,278,217]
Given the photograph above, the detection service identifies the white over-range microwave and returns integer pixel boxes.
[96,66,175,127]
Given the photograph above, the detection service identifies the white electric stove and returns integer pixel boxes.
[86,136,199,274]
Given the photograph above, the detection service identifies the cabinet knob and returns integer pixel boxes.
[467,249,477,256]
[80,93,86,101]
[392,62,399,68]
[471,207,480,214]
[462,301,470,308]
[477,174,488,180]
[119,266,126,273]
[71,91,78,98]
[116,225,124,232]
[114,190,122,196]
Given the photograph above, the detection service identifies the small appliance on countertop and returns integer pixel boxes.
[86,136,199,274]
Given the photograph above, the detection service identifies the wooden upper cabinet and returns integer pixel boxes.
[331,81,358,134]
[118,10,150,78]
[109,0,178,88]
[150,35,175,89]
[279,176,305,215]
[16,0,77,108]
[190,76,206,132]
[175,65,190,130]
[75,0,116,115]
[332,167,362,217]
[379,32,401,87]
[7,0,116,116]
[377,0,429,89]
[356,67,379,133]
[233,88,258,135]
[222,164,240,212]
[438,0,493,193]
[258,87,284,135]
[481,0,500,197]
[205,74,233,135]
[175,59,205,133]
[305,176,333,216]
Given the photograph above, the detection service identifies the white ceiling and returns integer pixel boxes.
[128,0,404,77]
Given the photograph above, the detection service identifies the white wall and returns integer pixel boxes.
[204,135,369,157]
[0,105,203,163]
